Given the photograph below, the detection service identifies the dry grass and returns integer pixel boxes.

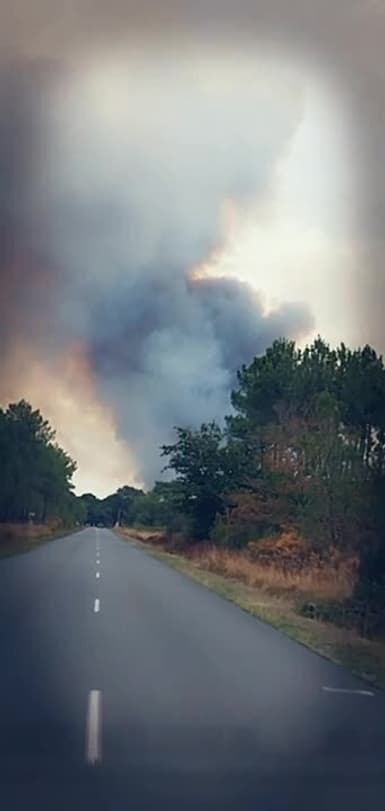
[117,527,166,544]
[118,527,356,602]
[186,545,356,602]
[0,522,59,542]
[130,543,385,689]
[0,521,77,557]
[116,527,385,686]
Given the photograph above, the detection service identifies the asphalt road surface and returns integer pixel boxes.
[0,527,385,810]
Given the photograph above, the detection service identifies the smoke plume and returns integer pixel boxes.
[4,1,384,488]
[0,48,316,485]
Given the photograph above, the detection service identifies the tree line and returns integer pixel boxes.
[0,400,85,526]
[79,482,177,530]
[160,337,385,607]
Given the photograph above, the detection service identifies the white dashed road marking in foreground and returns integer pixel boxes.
[85,690,102,765]
[322,686,375,697]
[96,571,100,579]
[94,598,100,613]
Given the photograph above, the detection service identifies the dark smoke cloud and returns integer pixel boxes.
[189,277,311,374]
[0,0,376,351]
[3,1,384,484]
[84,271,312,482]
[0,51,313,483]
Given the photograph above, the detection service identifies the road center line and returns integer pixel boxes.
[94,598,100,613]
[85,690,102,765]
[322,686,375,697]
[96,571,100,579]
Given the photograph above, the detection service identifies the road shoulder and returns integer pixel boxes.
[115,529,385,691]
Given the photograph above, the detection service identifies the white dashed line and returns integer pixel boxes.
[94,598,100,613]
[322,686,375,697]
[96,571,100,579]
[85,690,102,765]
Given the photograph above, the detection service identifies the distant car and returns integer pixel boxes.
[97,523,104,528]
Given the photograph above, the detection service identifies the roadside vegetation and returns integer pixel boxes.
[0,521,82,558]
[113,337,385,682]
[0,399,85,552]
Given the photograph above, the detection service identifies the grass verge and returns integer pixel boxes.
[0,523,82,559]
[116,527,385,689]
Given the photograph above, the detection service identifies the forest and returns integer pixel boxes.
[88,337,385,623]
[0,400,85,527]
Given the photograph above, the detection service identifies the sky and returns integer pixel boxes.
[0,1,384,496]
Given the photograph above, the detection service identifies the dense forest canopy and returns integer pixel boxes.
[161,338,385,604]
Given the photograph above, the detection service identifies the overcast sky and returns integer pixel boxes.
[0,1,384,495]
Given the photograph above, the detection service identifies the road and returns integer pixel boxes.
[0,527,384,809]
